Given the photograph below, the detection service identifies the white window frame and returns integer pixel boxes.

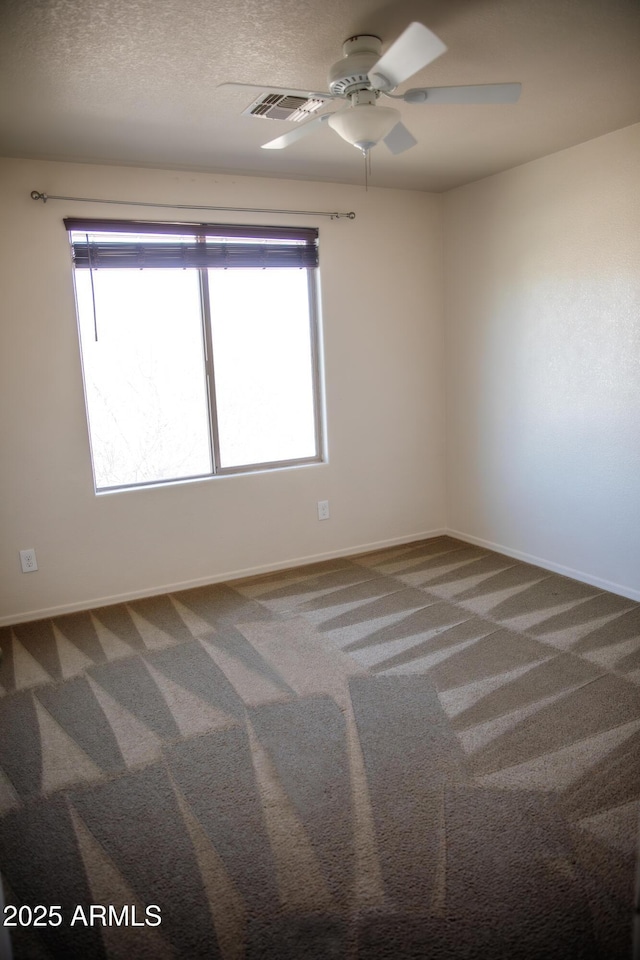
[66,218,325,492]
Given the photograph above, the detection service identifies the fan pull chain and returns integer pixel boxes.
[362,146,372,191]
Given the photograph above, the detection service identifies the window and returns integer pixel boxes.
[66,218,324,491]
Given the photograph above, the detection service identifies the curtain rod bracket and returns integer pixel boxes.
[30,190,355,220]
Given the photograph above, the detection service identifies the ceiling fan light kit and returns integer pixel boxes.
[223,21,522,161]
[328,90,400,154]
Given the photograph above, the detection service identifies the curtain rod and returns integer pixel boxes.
[30,191,355,220]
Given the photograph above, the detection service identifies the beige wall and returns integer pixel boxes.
[0,158,446,623]
[444,123,640,600]
[3,123,638,623]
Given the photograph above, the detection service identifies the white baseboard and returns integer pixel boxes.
[446,528,640,603]
[5,526,636,626]
[1,528,448,626]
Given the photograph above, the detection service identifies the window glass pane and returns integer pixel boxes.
[75,269,212,488]
[207,269,319,468]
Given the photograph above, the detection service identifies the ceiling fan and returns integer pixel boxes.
[219,22,521,157]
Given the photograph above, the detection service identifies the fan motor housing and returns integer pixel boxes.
[328,34,382,96]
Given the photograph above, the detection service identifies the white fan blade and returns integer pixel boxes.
[369,22,447,92]
[383,122,418,155]
[404,83,522,104]
[261,112,333,149]
[217,81,338,100]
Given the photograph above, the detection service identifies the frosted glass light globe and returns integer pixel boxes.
[328,104,400,152]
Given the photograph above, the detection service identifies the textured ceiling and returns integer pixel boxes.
[1,0,639,191]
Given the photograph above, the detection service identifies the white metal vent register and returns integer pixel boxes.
[242,92,329,122]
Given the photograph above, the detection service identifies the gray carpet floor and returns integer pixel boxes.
[0,535,639,958]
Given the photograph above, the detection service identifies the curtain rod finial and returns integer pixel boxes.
[31,191,48,202]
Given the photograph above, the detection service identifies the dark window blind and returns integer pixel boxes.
[64,218,319,269]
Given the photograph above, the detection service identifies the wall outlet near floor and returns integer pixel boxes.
[317,500,330,521]
[19,548,38,573]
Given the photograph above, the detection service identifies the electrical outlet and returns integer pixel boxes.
[317,500,330,521]
[19,548,38,573]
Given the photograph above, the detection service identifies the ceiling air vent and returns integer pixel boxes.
[242,92,330,123]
